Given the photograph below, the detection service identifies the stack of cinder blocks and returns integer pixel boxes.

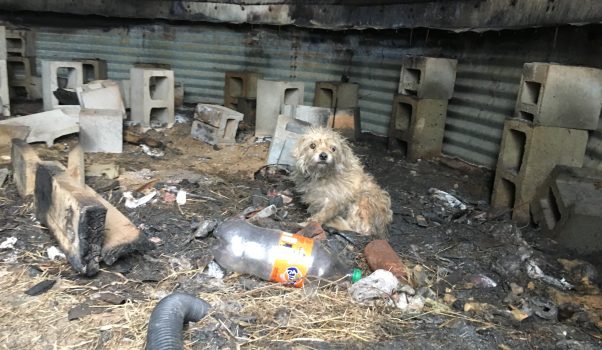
[6,28,36,101]
[224,71,262,124]
[388,56,457,161]
[313,81,360,140]
[0,27,9,115]
[530,166,602,254]
[490,63,601,224]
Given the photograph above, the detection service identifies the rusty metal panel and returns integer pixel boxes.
[31,23,602,169]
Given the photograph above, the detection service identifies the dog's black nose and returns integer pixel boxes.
[319,152,328,161]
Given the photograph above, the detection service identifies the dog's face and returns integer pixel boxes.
[293,128,353,176]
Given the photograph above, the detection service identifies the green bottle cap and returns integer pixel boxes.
[351,268,362,283]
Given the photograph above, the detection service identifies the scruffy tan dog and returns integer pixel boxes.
[292,127,393,238]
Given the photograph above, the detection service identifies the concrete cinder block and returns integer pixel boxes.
[0,26,6,60]
[7,56,36,99]
[76,80,126,117]
[388,95,448,161]
[490,118,589,224]
[0,59,8,115]
[5,28,35,57]
[73,59,108,83]
[42,60,84,111]
[118,79,131,109]
[398,56,457,100]
[531,166,602,230]
[191,104,243,145]
[282,104,333,128]
[79,108,123,153]
[515,62,602,130]
[314,81,359,109]
[332,107,360,140]
[174,81,184,108]
[224,71,263,109]
[267,115,311,167]
[130,67,174,128]
[236,97,257,124]
[255,79,304,137]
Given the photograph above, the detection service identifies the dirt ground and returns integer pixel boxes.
[1,103,602,349]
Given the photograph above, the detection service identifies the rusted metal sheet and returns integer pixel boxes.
[1,0,602,32]
[25,20,602,169]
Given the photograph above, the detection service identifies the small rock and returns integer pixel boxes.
[25,279,56,296]
[68,304,92,321]
[194,219,219,238]
[510,282,524,296]
[415,215,428,227]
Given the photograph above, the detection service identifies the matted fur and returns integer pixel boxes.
[292,127,393,238]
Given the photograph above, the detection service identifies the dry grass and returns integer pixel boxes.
[0,253,439,350]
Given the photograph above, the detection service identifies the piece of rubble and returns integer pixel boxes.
[123,190,157,208]
[76,80,126,116]
[86,162,119,179]
[0,109,79,146]
[0,237,17,249]
[194,219,218,238]
[0,167,8,187]
[24,279,57,296]
[79,108,123,153]
[47,246,66,260]
[526,260,573,290]
[266,115,311,167]
[364,240,409,283]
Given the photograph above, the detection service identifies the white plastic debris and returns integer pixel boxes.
[206,261,225,279]
[175,113,190,124]
[526,260,573,290]
[176,190,187,205]
[392,293,425,312]
[349,269,400,305]
[428,188,468,211]
[0,237,17,249]
[140,144,165,158]
[253,205,278,219]
[123,190,157,209]
[47,246,66,260]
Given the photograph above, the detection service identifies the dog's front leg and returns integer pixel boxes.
[308,198,341,225]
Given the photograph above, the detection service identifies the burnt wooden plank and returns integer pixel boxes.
[35,161,107,276]
[10,138,41,197]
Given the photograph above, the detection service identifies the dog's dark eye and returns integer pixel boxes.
[310,143,316,149]
[331,146,336,152]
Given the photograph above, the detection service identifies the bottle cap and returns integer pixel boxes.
[351,268,362,283]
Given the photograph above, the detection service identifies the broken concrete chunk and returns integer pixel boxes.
[76,80,126,116]
[0,109,79,147]
[79,108,123,153]
[266,115,311,167]
[86,162,119,179]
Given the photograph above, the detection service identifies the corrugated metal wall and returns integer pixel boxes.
[30,22,602,170]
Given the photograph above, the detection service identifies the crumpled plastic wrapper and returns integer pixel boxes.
[349,269,399,304]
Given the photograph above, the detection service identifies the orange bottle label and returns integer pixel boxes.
[269,232,314,287]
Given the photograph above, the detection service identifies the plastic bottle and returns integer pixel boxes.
[212,219,361,287]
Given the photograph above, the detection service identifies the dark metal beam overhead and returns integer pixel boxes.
[0,0,601,31]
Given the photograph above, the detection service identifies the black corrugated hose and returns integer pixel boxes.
[146,293,211,350]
